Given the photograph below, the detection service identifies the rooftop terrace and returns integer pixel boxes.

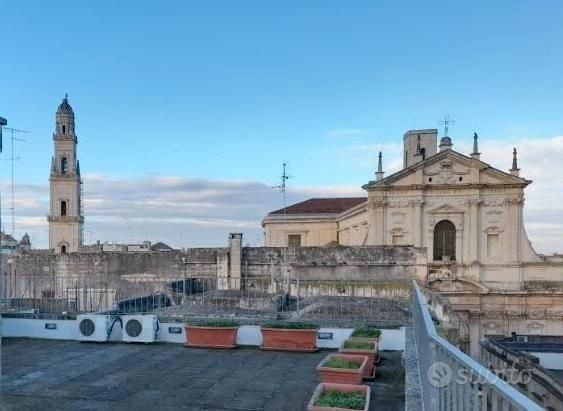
[0,339,404,411]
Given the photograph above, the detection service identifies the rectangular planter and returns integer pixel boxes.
[316,354,368,385]
[185,325,237,349]
[348,337,379,363]
[307,383,371,411]
[260,327,318,352]
[339,341,376,379]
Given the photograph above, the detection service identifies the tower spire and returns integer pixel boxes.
[470,132,481,160]
[376,151,384,181]
[510,147,520,177]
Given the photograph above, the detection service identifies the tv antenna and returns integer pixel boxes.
[3,127,29,237]
[271,162,293,219]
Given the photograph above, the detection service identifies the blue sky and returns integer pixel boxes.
[1,1,563,250]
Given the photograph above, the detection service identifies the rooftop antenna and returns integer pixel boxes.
[439,114,455,137]
[271,162,293,221]
[3,127,29,237]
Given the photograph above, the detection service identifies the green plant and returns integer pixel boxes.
[322,357,361,369]
[189,319,239,327]
[314,390,365,409]
[351,326,381,339]
[262,322,318,329]
[343,340,374,350]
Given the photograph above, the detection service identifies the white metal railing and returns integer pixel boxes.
[412,280,543,411]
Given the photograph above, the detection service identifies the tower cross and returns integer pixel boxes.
[439,114,455,137]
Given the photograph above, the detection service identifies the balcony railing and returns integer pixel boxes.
[412,280,543,411]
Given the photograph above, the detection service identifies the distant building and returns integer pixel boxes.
[47,96,84,254]
[0,232,19,254]
[150,242,174,252]
[481,334,563,410]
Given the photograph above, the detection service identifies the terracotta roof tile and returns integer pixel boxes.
[269,197,366,215]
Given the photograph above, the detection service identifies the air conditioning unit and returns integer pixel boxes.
[122,314,159,343]
[77,314,110,342]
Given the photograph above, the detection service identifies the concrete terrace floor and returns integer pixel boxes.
[0,338,405,411]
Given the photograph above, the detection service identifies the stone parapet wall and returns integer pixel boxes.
[2,244,427,283]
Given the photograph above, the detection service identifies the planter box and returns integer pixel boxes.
[307,383,371,411]
[260,328,318,352]
[348,337,379,363]
[316,354,368,385]
[185,325,237,349]
[339,341,376,379]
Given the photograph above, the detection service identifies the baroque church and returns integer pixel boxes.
[47,96,84,253]
[263,128,563,355]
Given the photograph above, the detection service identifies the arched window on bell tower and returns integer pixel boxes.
[61,245,67,254]
[61,157,68,174]
[61,200,67,216]
[62,124,66,134]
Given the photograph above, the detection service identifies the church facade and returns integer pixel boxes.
[47,96,84,253]
[262,129,563,291]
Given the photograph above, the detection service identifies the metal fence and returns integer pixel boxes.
[412,280,542,411]
[0,274,412,325]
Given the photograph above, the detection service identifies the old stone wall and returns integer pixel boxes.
[3,244,426,283]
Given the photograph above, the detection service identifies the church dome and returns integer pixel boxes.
[57,95,74,116]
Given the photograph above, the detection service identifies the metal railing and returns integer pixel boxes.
[412,280,543,411]
[0,274,412,325]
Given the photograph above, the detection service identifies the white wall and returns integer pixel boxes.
[1,318,405,350]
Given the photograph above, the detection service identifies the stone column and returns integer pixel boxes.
[411,200,424,247]
[469,199,481,263]
[370,198,388,245]
[228,233,243,289]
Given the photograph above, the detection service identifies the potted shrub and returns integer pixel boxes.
[316,354,368,385]
[307,383,370,411]
[185,319,238,349]
[339,340,377,379]
[350,326,381,363]
[260,322,318,352]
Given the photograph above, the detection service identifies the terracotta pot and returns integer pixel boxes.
[339,340,377,379]
[348,337,379,363]
[260,327,318,352]
[307,383,370,411]
[316,354,368,385]
[185,325,237,349]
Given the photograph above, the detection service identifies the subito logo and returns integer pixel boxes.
[427,362,453,388]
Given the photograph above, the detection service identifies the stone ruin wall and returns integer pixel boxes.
[2,243,427,284]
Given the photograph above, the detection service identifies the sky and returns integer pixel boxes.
[0,1,562,251]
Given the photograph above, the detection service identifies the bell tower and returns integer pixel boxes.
[48,95,83,253]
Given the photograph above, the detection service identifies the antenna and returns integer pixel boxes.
[271,162,293,220]
[3,127,29,237]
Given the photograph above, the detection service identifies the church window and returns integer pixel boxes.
[392,233,404,246]
[487,234,499,259]
[61,245,67,254]
[459,177,463,182]
[433,220,456,261]
[61,157,68,174]
[62,124,66,134]
[287,234,302,247]
[61,201,67,216]
[420,148,426,161]
[428,178,432,183]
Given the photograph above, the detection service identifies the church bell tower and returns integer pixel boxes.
[48,95,83,253]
